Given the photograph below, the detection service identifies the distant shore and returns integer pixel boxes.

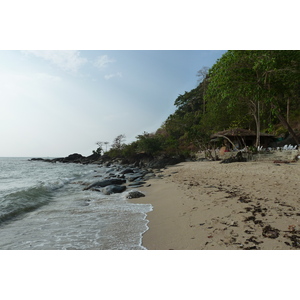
[132,160,300,250]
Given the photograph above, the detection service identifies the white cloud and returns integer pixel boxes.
[94,55,115,69]
[23,50,87,73]
[104,72,122,80]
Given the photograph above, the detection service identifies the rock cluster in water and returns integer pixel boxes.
[81,165,157,197]
[29,152,178,198]
[29,152,185,169]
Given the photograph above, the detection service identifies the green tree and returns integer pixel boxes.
[135,132,163,156]
[205,50,300,146]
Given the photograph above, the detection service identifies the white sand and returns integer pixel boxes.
[132,160,300,250]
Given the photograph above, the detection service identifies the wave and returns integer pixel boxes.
[0,183,59,224]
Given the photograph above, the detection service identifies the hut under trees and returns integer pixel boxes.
[211,128,276,151]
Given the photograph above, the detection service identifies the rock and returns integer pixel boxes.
[102,185,126,195]
[126,191,145,199]
[127,184,144,188]
[128,181,146,186]
[82,152,101,164]
[125,173,144,182]
[63,153,84,163]
[143,173,156,180]
[83,179,126,190]
[29,158,46,161]
[120,168,134,174]
[147,156,185,169]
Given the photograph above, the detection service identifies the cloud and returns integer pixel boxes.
[104,72,122,80]
[23,50,87,73]
[94,55,115,69]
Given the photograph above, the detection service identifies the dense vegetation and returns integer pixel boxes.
[98,51,300,160]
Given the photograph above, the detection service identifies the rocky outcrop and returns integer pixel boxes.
[146,155,185,169]
[83,179,126,191]
[29,153,101,164]
[102,185,127,195]
[30,151,187,169]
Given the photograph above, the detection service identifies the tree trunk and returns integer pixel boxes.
[256,101,261,148]
[215,135,239,151]
[272,104,300,145]
[287,97,290,124]
[250,100,260,148]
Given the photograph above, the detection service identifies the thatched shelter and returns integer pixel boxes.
[211,128,275,149]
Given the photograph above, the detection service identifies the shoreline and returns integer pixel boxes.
[132,160,300,250]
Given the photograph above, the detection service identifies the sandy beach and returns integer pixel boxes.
[133,160,300,250]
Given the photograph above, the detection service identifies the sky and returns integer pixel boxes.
[0,50,226,157]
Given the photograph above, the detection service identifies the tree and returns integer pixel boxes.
[95,141,104,155]
[253,50,300,145]
[205,50,300,146]
[135,132,163,156]
[104,141,109,152]
[111,134,126,151]
[197,66,209,114]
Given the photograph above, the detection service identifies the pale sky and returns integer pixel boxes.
[0,50,226,157]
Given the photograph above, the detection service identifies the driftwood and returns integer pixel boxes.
[214,134,239,151]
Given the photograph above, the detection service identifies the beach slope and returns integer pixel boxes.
[134,160,300,250]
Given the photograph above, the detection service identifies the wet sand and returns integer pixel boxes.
[134,160,300,250]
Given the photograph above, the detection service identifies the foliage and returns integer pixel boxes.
[135,132,163,156]
[205,50,300,145]
[99,51,300,162]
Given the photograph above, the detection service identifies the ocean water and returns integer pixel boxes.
[0,157,152,250]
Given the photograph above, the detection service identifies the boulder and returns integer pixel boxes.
[102,185,126,195]
[63,153,84,163]
[143,173,156,180]
[128,181,147,186]
[83,179,126,190]
[147,156,185,169]
[120,168,134,175]
[125,173,145,182]
[126,191,145,199]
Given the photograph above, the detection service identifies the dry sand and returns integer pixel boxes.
[132,160,300,250]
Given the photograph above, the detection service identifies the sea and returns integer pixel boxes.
[0,157,153,250]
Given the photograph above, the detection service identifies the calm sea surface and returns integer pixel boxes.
[0,157,152,250]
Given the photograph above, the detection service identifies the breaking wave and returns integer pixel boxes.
[0,182,62,224]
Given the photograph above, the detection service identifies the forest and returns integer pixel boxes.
[99,50,300,161]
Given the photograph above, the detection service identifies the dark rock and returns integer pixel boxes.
[128,181,146,186]
[127,184,144,188]
[83,179,126,190]
[147,156,185,169]
[120,168,134,175]
[63,153,84,163]
[31,152,103,165]
[143,173,156,180]
[29,158,46,161]
[125,173,145,182]
[126,191,145,199]
[102,185,126,195]
[82,152,101,164]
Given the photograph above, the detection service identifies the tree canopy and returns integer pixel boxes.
[100,50,300,160]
